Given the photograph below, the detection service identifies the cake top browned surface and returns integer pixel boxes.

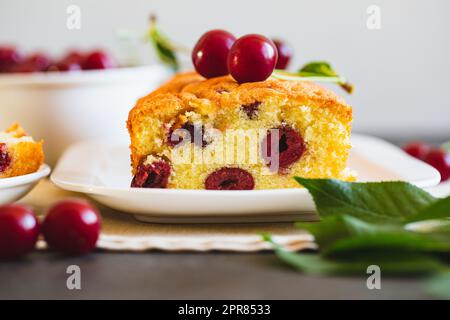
[128,71,352,126]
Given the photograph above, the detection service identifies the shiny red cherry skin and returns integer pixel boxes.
[0,204,39,259]
[82,50,116,70]
[403,141,430,160]
[424,149,450,182]
[192,29,236,78]
[0,46,22,72]
[42,199,101,255]
[227,34,278,83]
[272,39,292,69]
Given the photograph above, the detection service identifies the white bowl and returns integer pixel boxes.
[0,65,172,165]
[0,165,51,205]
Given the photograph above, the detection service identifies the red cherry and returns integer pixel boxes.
[62,50,84,64]
[11,52,52,73]
[424,149,450,182]
[27,53,51,71]
[131,160,171,188]
[272,39,292,70]
[192,29,236,78]
[0,142,11,173]
[403,141,430,160]
[83,50,116,70]
[0,46,22,72]
[0,204,39,259]
[205,167,255,190]
[262,126,305,171]
[10,61,39,73]
[47,50,84,71]
[228,34,278,83]
[48,60,82,72]
[42,199,101,255]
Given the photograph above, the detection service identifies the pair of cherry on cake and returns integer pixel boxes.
[127,30,353,190]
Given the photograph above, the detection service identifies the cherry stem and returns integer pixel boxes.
[271,70,354,94]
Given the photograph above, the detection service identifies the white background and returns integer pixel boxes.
[0,0,449,139]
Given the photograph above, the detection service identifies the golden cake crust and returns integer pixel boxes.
[0,123,44,179]
[128,72,352,174]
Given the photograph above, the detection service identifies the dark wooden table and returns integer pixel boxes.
[0,251,431,299]
[0,138,442,300]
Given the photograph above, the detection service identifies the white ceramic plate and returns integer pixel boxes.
[50,134,441,223]
[0,165,51,205]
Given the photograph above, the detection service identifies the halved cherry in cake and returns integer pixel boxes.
[205,167,255,190]
[0,143,11,173]
[262,126,305,170]
[241,102,261,119]
[168,122,209,147]
[131,160,171,188]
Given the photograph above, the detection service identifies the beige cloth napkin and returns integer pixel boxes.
[21,180,315,252]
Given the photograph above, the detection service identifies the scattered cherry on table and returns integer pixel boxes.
[227,34,278,83]
[0,204,40,260]
[42,199,101,255]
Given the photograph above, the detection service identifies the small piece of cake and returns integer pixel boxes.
[127,72,353,190]
[0,123,44,178]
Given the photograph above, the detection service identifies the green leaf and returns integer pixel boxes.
[300,61,355,93]
[297,214,450,259]
[426,272,450,299]
[296,214,392,248]
[323,232,450,259]
[264,234,445,276]
[294,178,437,223]
[407,196,450,223]
[272,245,443,276]
[147,15,179,71]
[299,61,338,77]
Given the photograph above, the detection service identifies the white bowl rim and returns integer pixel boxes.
[0,64,173,87]
[0,164,51,188]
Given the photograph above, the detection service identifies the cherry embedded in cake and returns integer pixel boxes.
[131,159,171,188]
[205,167,255,190]
[0,123,44,179]
[262,126,306,172]
[0,143,11,173]
[127,72,353,189]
